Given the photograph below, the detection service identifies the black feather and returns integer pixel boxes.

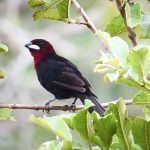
[36,54,105,116]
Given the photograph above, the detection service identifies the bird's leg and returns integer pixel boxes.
[45,98,56,106]
[70,97,78,112]
[44,98,56,114]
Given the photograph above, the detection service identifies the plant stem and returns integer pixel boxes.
[0,99,132,112]
[115,0,137,46]
[71,0,111,52]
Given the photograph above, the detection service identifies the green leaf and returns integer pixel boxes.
[140,12,150,39]
[94,58,119,73]
[72,109,88,141]
[28,0,61,9]
[72,141,88,150]
[0,43,8,53]
[0,44,7,79]
[135,47,150,80]
[111,143,122,149]
[45,0,62,8]
[0,108,14,120]
[110,36,129,69]
[109,99,132,150]
[72,109,94,148]
[136,48,149,75]
[132,117,150,150]
[28,0,45,9]
[33,9,61,21]
[143,106,150,115]
[93,136,103,149]
[96,31,129,69]
[116,78,139,87]
[136,48,149,63]
[56,0,69,19]
[38,140,72,150]
[61,140,72,150]
[133,91,150,105]
[86,112,94,149]
[61,114,74,130]
[28,0,70,21]
[29,115,72,142]
[37,140,62,150]
[116,77,150,92]
[0,70,5,79]
[104,71,119,82]
[93,113,116,149]
[127,50,143,82]
[125,2,142,28]
[105,15,126,36]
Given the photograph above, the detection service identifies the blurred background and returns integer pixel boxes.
[0,0,150,149]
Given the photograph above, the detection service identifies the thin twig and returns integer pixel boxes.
[115,0,137,46]
[0,104,82,111]
[0,99,132,112]
[71,0,111,53]
[71,0,97,33]
[66,19,88,26]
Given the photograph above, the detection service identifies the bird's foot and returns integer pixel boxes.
[70,103,76,112]
[43,99,56,114]
[70,98,77,112]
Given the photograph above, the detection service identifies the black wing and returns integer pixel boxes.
[37,55,92,94]
[52,66,88,93]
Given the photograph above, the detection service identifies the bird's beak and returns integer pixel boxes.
[25,42,32,48]
[25,42,40,50]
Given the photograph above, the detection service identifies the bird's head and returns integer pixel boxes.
[25,39,55,55]
[25,39,55,69]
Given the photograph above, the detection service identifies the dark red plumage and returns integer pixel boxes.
[25,39,105,116]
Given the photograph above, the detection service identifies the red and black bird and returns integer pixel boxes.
[25,39,105,116]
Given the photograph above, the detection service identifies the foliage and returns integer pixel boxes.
[26,0,150,149]
[0,43,8,79]
[0,108,14,120]
[28,0,70,21]
[105,3,150,39]
[28,99,150,150]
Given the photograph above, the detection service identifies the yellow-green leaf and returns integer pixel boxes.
[72,109,94,148]
[0,70,5,79]
[0,43,8,53]
[33,9,61,21]
[133,91,150,105]
[93,113,116,149]
[132,117,150,150]
[29,115,72,142]
[108,99,132,150]
[105,15,126,36]
[125,2,142,28]
[28,0,45,9]
[127,50,144,82]
[28,0,70,21]
[0,108,14,120]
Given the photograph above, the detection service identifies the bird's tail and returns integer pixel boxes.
[80,95,105,116]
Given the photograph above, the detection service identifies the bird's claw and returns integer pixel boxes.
[44,104,51,114]
[43,99,55,114]
[43,103,51,114]
[70,103,76,112]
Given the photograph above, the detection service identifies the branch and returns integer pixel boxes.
[71,0,111,53]
[115,0,137,46]
[66,19,88,26]
[0,100,132,112]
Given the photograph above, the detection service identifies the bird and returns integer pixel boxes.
[25,39,105,116]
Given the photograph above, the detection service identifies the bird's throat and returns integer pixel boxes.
[32,51,50,69]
